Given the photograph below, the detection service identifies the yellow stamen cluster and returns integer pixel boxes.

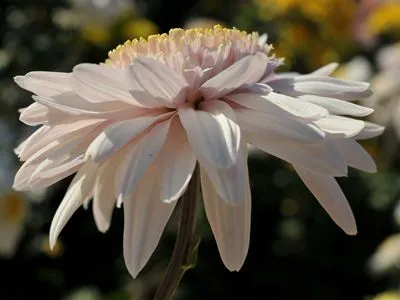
[106,25,272,66]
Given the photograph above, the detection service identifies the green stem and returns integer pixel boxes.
[153,164,201,300]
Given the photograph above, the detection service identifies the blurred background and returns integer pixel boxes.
[1,0,400,299]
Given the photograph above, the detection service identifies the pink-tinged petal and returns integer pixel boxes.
[19,103,49,125]
[27,156,84,190]
[310,63,339,76]
[294,166,357,235]
[267,76,372,100]
[128,57,188,107]
[92,155,121,233]
[123,162,177,278]
[335,139,377,173]
[49,161,97,248]
[297,95,374,117]
[85,113,173,163]
[244,130,347,176]
[14,72,71,96]
[200,53,269,100]
[229,92,328,120]
[236,108,325,143]
[116,120,171,199]
[157,118,196,203]
[314,116,365,138]
[199,141,248,205]
[32,92,134,117]
[179,103,240,169]
[18,119,104,161]
[73,63,140,104]
[201,166,251,271]
[355,122,385,140]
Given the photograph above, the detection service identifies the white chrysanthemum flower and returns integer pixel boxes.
[13,26,383,278]
[359,43,400,138]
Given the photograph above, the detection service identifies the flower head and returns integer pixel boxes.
[14,25,383,277]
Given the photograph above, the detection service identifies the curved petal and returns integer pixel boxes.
[335,139,377,173]
[294,166,357,235]
[355,122,385,140]
[244,130,347,176]
[267,76,372,100]
[32,92,134,118]
[123,162,177,278]
[201,166,251,271]
[92,153,122,233]
[14,71,71,97]
[199,141,248,205]
[86,113,172,163]
[228,92,328,120]
[200,53,269,99]
[314,116,365,138]
[128,57,189,107]
[236,108,325,143]
[297,95,374,117]
[179,103,240,169]
[49,161,97,248]
[73,63,139,104]
[116,119,171,199]
[18,119,104,161]
[157,118,196,203]
[310,63,339,76]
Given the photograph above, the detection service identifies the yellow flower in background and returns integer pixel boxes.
[368,2,400,36]
[122,18,159,41]
[0,192,29,257]
[372,291,400,300]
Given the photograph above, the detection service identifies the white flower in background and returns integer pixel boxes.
[359,43,400,138]
[334,56,372,82]
[55,0,134,26]
[13,26,383,278]
[369,234,400,275]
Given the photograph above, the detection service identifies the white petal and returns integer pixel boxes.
[201,167,251,271]
[310,63,339,76]
[236,108,325,143]
[128,57,188,107]
[200,53,269,99]
[179,103,240,169]
[268,76,372,100]
[298,95,374,117]
[123,163,177,278]
[14,72,71,96]
[93,156,120,233]
[49,161,97,248]
[73,63,138,104]
[314,116,365,138]
[86,113,172,163]
[116,120,171,199]
[27,156,84,190]
[294,166,357,235]
[335,139,377,173]
[17,119,104,160]
[158,118,196,203]
[32,91,133,118]
[229,92,328,120]
[200,141,248,205]
[244,131,347,176]
[355,122,385,140]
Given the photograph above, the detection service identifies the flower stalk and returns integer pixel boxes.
[153,164,201,300]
